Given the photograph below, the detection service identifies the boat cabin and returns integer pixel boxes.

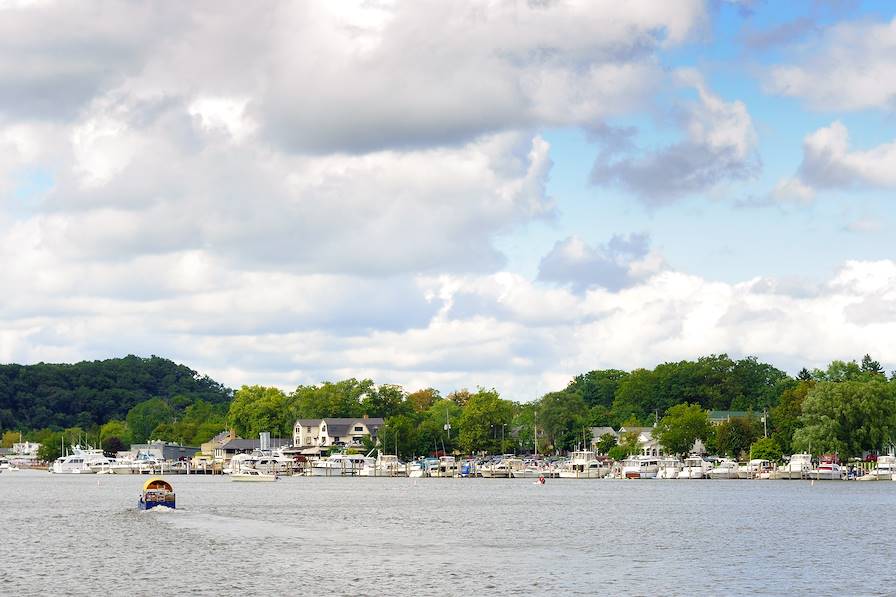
[138,478,176,510]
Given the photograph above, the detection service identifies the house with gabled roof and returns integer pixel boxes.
[293,417,385,451]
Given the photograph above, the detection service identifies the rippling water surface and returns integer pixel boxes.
[1,471,894,596]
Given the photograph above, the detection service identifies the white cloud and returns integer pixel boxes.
[776,121,896,197]
[536,233,663,292]
[766,16,896,111]
[591,74,760,203]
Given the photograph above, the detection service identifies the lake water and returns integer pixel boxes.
[0,470,893,596]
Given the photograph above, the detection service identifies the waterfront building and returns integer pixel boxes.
[214,437,291,463]
[293,417,384,450]
[129,440,200,462]
[10,441,41,466]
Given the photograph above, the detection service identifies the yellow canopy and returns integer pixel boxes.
[142,477,173,492]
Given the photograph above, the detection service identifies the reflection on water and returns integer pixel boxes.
[1,471,894,596]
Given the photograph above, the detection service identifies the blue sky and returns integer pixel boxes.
[1,1,896,399]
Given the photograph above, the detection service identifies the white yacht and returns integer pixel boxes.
[708,458,741,479]
[772,453,813,480]
[858,455,896,481]
[621,456,659,479]
[429,456,458,478]
[677,456,711,479]
[482,457,525,479]
[51,446,112,474]
[511,460,548,479]
[656,457,683,479]
[310,453,374,477]
[810,458,845,480]
[231,469,278,482]
[558,450,609,479]
[738,459,773,479]
[359,454,407,477]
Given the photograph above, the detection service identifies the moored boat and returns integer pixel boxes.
[621,456,659,479]
[558,450,609,479]
[708,458,740,479]
[857,455,896,481]
[656,457,683,479]
[810,456,845,480]
[677,456,711,479]
[771,453,813,480]
[231,469,278,481]
[138,478,176,510]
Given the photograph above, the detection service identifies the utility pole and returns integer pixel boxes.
[763,408,768,438]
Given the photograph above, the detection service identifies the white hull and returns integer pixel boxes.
[708,469,740,479]
[558,468,607,479]
[231,473,278,482]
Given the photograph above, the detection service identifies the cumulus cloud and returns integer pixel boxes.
[765,16,896,111]
[537,233,663,292]
[591,74,760,203]
[774,121,896,198]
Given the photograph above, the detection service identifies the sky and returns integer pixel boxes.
[2,0,896,400]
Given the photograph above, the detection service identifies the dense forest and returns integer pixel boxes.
[3,353,895,463]
[0,355,231,430]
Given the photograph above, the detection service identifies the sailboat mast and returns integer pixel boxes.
[534,410,538,458]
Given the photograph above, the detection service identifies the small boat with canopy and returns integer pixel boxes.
[138,478,176,510]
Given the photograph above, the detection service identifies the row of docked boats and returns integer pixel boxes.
[49,446,186,475]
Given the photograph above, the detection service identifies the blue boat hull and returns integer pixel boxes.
[138,499,175,510]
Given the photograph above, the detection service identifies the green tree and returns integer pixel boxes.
[792,380,896,458]
[770,381,812,454]
[407,388,440,413]
[566,369,629,408]
[361,384,411,419]
[595,433,617,455]
[537,390,589,452]
[289,379,373,419]
[607,445,630,461]
[377,414,419,459]
[458,388,514,454]
[715,417,760,459]
[228,385,289,438]
[1,430,18,448]
[101,436,125,457]
[100,420,131,446]
[654,403,711,456]
[750,437,783,462]
[126,398,174,444]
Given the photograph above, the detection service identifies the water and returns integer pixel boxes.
[1,471,893,596]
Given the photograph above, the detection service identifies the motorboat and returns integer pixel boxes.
[429,456,458,478]
[858,455,896,481]
[738,459,773,479]
[138,478,176,510]
[621,456,659,479]
[482,457,525,479]
[511,460,548,479]
[771,453,813,480]
[359,454,407,477]
[231,469,278,482]
[810,457,845,480]
[677,456,711,479]
[656,457,683,479]
[51,445,112,474]
[409,457,438,478]
[310,453,374,477]
[708,458,741,479]
[558,450,609,479]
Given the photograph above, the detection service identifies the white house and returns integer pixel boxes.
[293,417,384,450]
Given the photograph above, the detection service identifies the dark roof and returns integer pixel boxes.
[219,438,291,451]
[297,417,385,429]
[326,424,351,436]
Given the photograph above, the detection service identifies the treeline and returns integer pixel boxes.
[3,353,896,462]
[0,355,232,430]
